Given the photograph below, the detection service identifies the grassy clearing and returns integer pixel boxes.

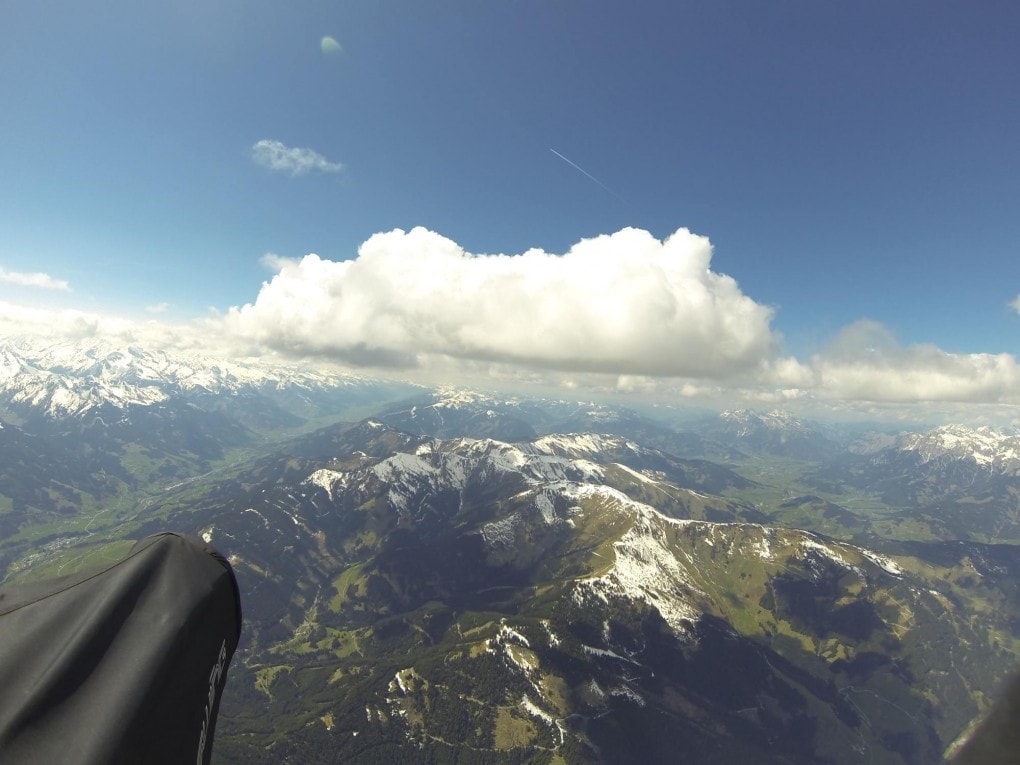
[254,665,294,697]
[493,706,538,750]
[329,562,368,611]
[324,628,364,658]
[539,673,570,716]
[118,444,158,479]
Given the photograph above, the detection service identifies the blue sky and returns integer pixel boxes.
[2,1,1019,416]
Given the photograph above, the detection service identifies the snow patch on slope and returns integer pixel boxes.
[534,433,639,458]
[571,489,702,633]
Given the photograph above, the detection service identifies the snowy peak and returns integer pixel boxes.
[0,339,373,419]
[302,427,910,643]
[718,408,808,435]
[709,408,840,459]
[898,425,1020,473]
[533,432,641,459]
[428,386,522,411]
[306,434,606,512]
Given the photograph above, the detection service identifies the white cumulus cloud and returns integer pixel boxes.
[810,320,1020,404]
[222,226,779,377]
[251,139,343,176]
[0,267,70,291]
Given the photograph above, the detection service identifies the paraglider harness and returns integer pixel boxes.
[0,533,242,764]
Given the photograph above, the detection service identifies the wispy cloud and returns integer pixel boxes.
[1009,294,1020,314]
[145,302,171,314]
[251,139,343,176]
[260,253,295,272]
[320,36,343,55]
[0,267,70,291]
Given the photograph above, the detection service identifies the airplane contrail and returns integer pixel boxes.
[549,148,627,203]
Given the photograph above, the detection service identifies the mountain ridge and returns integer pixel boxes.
[1,341,1018,762]
[132,420,1019,764]
[0,339,382,420]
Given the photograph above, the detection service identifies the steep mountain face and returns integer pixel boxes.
[826,425,1020,489]
[122,421,1019,765]
[809,425,1020,544]
[703,409,843,460]
[533,432,756,500]
[897,425,1020,476]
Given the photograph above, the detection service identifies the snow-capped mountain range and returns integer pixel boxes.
[295,430,897,637]
[703,407,844,459]
[4,337,1019,764]
[3,337,1019,480]
[897,424,1020,474]
[718,408,810,435]
[716,408,1020,476]
[177,419,1017,763]
[0,339,376,419]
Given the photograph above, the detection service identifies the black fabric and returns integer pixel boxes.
[0,533,242,764]
[946,672,1020,765]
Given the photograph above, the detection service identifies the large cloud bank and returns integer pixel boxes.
[0,301,212,353]
[223,227,778,377]
[4,225,1019,417]
[810,320,1020,404]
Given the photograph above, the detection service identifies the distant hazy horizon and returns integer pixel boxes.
[3,2,1019,423]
